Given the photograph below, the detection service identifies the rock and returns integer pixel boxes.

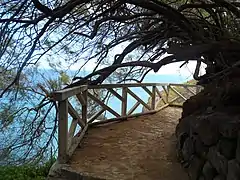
[187,156,204,180]
[176,132,188,151]
[207,147,228,175]
[227,159,240,180]
[217,139,237,159]
[219,121,240,139]
[176,76,240,180]
[176,116,191,137]
[213,175,226,180]
[199,175,205,180]
[193,135,208,158]
[190,117,219,146]
[236,132,240,163]
[202,161,217,180]
[48,161,71,179]
[181,91,210,118]
[182,137,195,161]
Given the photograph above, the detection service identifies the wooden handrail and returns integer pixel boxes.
[52,85,87,101]
[53,82,203,163]
[88,83,168,89]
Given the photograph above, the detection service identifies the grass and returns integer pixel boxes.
[0,159,55,180]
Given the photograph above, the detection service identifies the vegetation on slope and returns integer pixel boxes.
[0,159,55,180]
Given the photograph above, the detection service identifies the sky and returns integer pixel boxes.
[38,38,207,80]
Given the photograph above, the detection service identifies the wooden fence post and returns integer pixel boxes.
[151,86,156,110]
[166,84,170,104]
[81,89,88,124]
[196,86,201,94]
[121,87,127,116]
[58,99,68,163]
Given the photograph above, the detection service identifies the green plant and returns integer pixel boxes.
[0,158,55,180]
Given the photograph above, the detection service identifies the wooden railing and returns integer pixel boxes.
[52,83,202,163]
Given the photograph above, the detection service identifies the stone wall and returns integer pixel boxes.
[176,76,240,180]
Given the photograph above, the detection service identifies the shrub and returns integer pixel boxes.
[0,158,55,180]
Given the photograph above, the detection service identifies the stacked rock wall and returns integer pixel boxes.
[176,76,240,180]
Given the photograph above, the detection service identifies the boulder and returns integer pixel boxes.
[182,137,195,161]
[213,175,226,180]
[235,132,240,163]
[187,156,204,180]
[190,116,219,146]
[193,135,208,158]
[202,161,217,180]
[219,121,240,139]
[227,159,240,180]
[217,139,237,160]
[199,175,205,180]
[207,147,228,175]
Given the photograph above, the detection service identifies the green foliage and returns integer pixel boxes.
[59,71,70,85]
[0,103,15,128]
[0,158,55,180]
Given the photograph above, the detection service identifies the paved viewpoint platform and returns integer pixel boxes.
[49,107,188,180]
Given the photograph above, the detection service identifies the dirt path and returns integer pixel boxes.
[68,107,188,180]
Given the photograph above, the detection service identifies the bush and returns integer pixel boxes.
[0,158,55,180]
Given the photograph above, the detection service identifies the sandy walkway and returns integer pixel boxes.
[68,107,188,180]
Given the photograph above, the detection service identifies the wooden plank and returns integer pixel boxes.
[81,89,88,124]
[58,100,68,163]
[90,101,177,127]
[196,86,203,94]
[127,102,140,115]
[88,108,105,123]
[151,86,156,110]
[68,102,85,128]
[121,87,127,116]
[156,103,170,111]
[169,86,187,101]
[89,110,158,127]
[52,85,87,101]
[88,83,169,89]
[127,88,151,110]
[87,92,120,117]
[169,97,182,106]
[52,83,200,101]
[155,96,164,105]
[166,85,170,103]
[156,97,179,110]
[169,83,202,88]
[141,86,152,96]
[107,88,123,101]
[156,88,167,104]
[162,85,168,95]
[67,124,88,157]
[76,93,86,105]
[68,118,78,139]
[155,87,162,98]
[169,104,184,108]
[67,118,78,149]
[183,86,196,96]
